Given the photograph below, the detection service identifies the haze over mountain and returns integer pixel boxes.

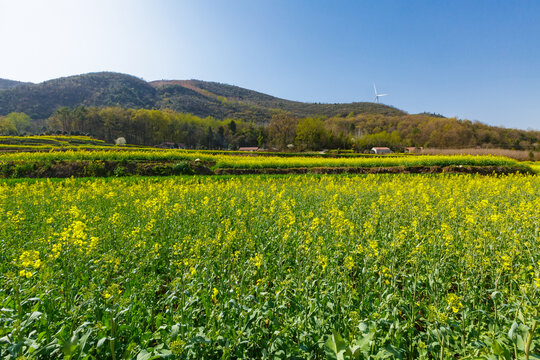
[0,72,404,123]
[0,78,33,90]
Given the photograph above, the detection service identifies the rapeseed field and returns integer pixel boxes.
[1,174,538,359]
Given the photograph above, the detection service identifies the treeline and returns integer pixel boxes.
[2,107,539,151]
[266,112,540,151]
[44,107,262,149]
[325,113,540,150]
[0,112,32,135]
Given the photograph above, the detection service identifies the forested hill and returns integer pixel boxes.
[152,80,404,121]
[0,73,156,119]
[0,72,404,122]
[0,78,32,90]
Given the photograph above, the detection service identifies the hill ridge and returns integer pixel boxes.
[0,78,33,90]
[0,72,404,122]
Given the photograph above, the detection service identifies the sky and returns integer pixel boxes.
[1,0,539,130]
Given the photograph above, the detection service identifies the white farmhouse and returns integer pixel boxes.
[371,147,393,154]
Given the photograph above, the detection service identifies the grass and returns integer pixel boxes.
[1,174,539,359]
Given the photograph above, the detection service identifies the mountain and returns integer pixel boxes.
[0,73,156,119]
[0,78,33,90]
[151,80,274,122]
[0,72,404,123]
[152,80,404,122]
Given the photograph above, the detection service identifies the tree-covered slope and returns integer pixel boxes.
[0,72,404,123]
[152,81,275,123]
[0,72,156,119]
[0,78,32,90]
[152,79,405,119]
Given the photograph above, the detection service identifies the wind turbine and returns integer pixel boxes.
[373,83,388,103]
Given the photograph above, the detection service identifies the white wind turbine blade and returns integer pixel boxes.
[378,94,388,97]
[373,83,378,95]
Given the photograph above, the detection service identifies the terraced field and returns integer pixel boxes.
[0,147,533,178]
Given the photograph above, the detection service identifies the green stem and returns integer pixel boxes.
[14,279,22,323]
[440,334,445,360]
[14,278,23,344]
[181,275,185,340]
[110,310,117,360]
[524,319,537,360]
[434,327,445,360]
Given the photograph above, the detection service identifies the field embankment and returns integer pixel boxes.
[421,147,540,161]
[0,150,534,178]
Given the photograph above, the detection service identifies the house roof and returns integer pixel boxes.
[371,147,391,150]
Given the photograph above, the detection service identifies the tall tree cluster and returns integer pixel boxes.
[45,107,262,149]
[325,114,540,151]
[0,112,32,135]
[3,106,538,151]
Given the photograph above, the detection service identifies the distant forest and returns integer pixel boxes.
[1,107,539,151]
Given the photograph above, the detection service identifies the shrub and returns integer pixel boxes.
[172,161,194,175]
[113,165,126,177]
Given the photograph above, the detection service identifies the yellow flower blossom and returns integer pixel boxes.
[211,287,219,303]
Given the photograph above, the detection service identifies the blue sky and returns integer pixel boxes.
[1,0,539,129]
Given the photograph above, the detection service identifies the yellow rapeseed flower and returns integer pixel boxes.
[19,269,33,278]
[211,287,219,303]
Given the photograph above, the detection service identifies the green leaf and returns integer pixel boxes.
[78,328,92,356]
[350,332,374,355]
[136,349,152,360]
[20,311,43,330]
[490,291,502,301]
[324,331,349,360]
[383,344,402,359]
[516,335,525,351]
[170,324,179,339]
[491,339,511,359]
[96,337,108,349]
[508,322,519,339]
